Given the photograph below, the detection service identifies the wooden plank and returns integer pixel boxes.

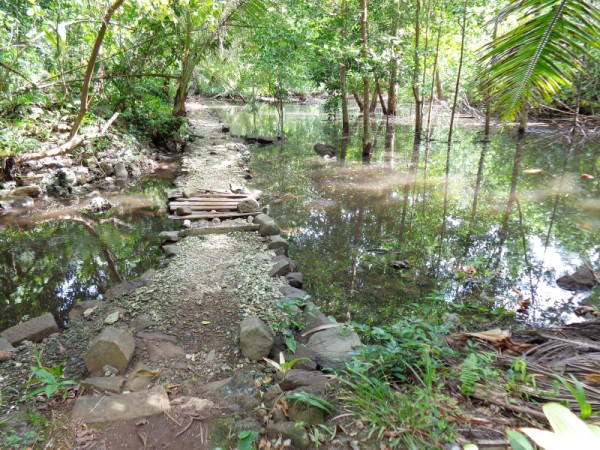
[169,205,238,211]
[168,212,257,220]
[177,196,249,202]
[170,201,242,206]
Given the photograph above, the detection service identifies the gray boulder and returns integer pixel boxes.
[237,198,260,213]
[254,214,280,236]
[0,313,58,345]
[83,327,135,375]
[269,260,293,277]
[314,143,336,157]
[240,316,274,360]
[285,272,304,288]
[557,266,597,291]
[267,422,310,449]
[306,327,362,370]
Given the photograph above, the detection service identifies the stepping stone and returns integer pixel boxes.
[240,316,274,360]
[82,377,125,394]
[0,313,58,345]
[71,386,170,423]
[83,327,135,375]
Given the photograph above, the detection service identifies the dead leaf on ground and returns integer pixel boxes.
[449,329,534,354]
[584,373,600,383]
[581,174,594,180]
[524,168,543,174]
[272,193,296,204]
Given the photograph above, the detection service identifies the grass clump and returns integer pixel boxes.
[337,319,460,449]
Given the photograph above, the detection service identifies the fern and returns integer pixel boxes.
[460,353,480,396]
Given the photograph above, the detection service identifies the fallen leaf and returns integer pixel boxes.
[524,168,543,174]
[201,320,211,325]
[136,419,148,426]
[272,193,296,204]
[581,173,594,180]
[584,373,600,383]
[137,431,148,449]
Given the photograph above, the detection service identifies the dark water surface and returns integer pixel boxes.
[214,101,600,328]
[0,175,177,330]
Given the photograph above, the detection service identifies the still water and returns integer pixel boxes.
[0,176,176,329]
[214,101,599,329]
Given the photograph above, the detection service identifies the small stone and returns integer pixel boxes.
[0,350,11,362]
[82,376,125,393]
[104,311,120,325]
[267,235,288,252]
[69,300,102,321]
[158,231,180,242]
[285,272,304,289]
[114,162,128,179]
[237,198,260,213]
[212,218,221,225]
[0,337,16,353]
[240,316,274,360]
[267,422,310,449]
[275,369,328,391]
[269,260,293,278]
[163,244,180,257]
[254,214,280,237]
[176,207,192,216]
[183,219,192,228]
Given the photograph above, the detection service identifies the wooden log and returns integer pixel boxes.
[168,212,257,220]
[170,201,242,206]
[177,196,249,202]
[169,205,238,211]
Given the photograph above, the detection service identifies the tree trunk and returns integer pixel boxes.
[518,108,528,134]
[353,91,364,112]
[376,79,387,115]
[361,0,371,156]
[69,0,125,140]
[341,0,350,133]
[369,82,378,113]
[484,17,499,141]
[387,57,398,116]
[426,27,441,141]
[341,63,349,133]
[435,70,444,100]
[448,0,467,144]
[412,0,422,141]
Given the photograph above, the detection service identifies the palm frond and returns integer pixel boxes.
[479,0,600,121]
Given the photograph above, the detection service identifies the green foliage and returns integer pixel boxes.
[480,0,600,120]
[459,353,479,396]
[337,319,458,448]
[508,402,600,450]
[284,392,333,414]
[556,374,595,419]
[237,430,258,450]
[22,351,78,400]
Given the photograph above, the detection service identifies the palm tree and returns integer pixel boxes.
[480,0,600,127]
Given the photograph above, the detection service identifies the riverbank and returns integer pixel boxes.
[0,100,363,449]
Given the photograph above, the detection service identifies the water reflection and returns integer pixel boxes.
[215,102,599,328]
[0,177,177,329]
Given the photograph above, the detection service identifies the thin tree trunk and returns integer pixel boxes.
[69,0,125,140]
[376,79,388,115]
[518,108,528,134]
[341,63,350,133]
[571,70,583,135]
[369,82,378,113]
[419,0,432,131]
[353,91,364,112]
[448,0,467,144]
[435,70,444,100]
[426,27,441,141]
[412,0,423,140]
[361,0,371,156]
[387,1,399,116]
[484,17,499,141]
[340,0,349,133]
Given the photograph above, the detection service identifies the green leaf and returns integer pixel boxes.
[237,430,258,450]
[506,429,535,450]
